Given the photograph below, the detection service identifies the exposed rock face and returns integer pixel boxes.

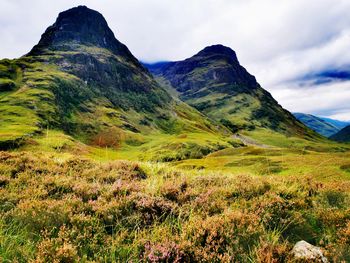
[29,6,135,61]
[292,241,328,262]
[146,45,315,137]
[27,5,170,111]
[0,5,222,148]
[150,44,258,94]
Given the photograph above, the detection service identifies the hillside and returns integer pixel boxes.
[0,6,231,159]
[293,112,340,137]
[330,125,350,142]
[320,117,350,130]
[1,5,350,262]
[145,45,315,139]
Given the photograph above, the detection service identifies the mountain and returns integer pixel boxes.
[293,113,340,137]
[319,117,350,130]
[0,6,228,157]
[145,45,314,138]
[330,125,350,142]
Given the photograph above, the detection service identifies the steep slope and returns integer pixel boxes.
[319,117,350,130]
[330,125,350,142]
[0,6,228,155]
[145,45,314,138]
[293,113,340,137]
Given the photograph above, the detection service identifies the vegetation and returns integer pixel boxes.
[0,46,227,152]
[330,125,350,142]
[146,45,315,138]
[1,6,350,262]
[0,151,350,262]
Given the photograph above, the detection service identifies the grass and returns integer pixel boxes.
[17,129,233,163]
[0,46,229,155]
[1,37,350,262]
[0,151,350,262]
[1,119,350,262]
[12,127,350,183]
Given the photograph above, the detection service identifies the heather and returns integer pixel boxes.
[1,152,349,262]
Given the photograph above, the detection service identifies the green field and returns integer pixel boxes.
[1,5,350,262]
[0,128,349,262]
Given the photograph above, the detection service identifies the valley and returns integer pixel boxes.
[0,5,350,263]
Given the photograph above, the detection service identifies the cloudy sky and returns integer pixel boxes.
[1,0,350,120]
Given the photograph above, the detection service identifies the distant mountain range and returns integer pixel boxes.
[293,113,350,137]
[293,113,350,138]
[319,117,350,130]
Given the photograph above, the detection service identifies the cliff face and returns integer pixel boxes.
[29,6,134,60]
[146,44,314,137]
[0,6,223,149]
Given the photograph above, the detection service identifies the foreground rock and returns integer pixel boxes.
[292,241,328,262]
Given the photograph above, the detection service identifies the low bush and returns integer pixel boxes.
[0,152,349,261]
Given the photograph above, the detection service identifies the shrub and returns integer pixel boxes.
[135,195,178,225]
[141,241,186,263]
[254,240,290,263]
[35,226,80,263]
[184,211,262,262]
[323,190,346,208]
[9,199,70,235]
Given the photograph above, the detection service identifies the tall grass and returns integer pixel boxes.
[0,151,350,262]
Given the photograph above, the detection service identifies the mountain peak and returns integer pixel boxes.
[29,6,130,56]
[196,44,238,61]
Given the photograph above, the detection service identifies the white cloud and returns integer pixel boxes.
[1,0,350,120]
[273,81,350,121]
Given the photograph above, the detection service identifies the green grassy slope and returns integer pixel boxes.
[330,125,350,142]
[145,45,319,140]
[0,6,230,158]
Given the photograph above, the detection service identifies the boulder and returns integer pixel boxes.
[292,241,328,262]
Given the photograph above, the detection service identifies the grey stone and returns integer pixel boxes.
[292,241,328,262]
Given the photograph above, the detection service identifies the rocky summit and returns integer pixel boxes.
[0,6,225,155]
[29,6,133,59]
[1,4,350,263]
[145,45,315,137]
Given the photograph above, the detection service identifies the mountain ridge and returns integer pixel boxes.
[0,6,230,158]
[293,112,340,137]
[330,125,350,142]
[145,45,316,138]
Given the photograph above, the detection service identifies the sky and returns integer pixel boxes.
[1,0,350,121]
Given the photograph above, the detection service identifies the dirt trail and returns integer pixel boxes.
[233,134,272,148]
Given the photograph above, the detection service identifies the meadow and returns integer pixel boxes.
[1,129,350,262]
